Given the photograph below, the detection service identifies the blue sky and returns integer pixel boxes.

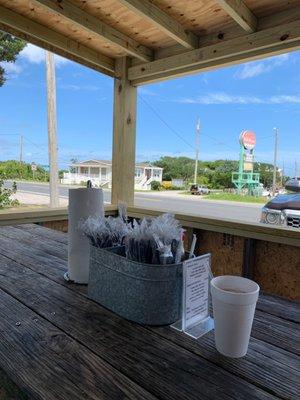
[0,44,299,176]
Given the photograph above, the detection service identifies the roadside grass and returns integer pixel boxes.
[203,193,266,203]
[0,204,47,213]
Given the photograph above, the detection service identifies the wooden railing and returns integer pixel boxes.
[0,205,116,226]
[0,205,299,246]
[127,206,300,248]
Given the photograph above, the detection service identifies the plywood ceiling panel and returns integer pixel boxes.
[68,0,174,48]
[0,0,126,57]
[244,0,300,18]
[69,0,240,45]
[0,0,299,62]
[152,0,233,34]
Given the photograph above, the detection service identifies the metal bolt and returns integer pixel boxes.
[280,34,289,41]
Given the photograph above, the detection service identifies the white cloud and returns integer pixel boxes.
[273,53,290,66]
[20,44,45,63]
[58,83,100,91]
[139,87,157,96]
[177,93,263,104]
[175,92,300,105]
[0,61,22,75]
[235,53,290,79]
[236,63,269,79]
[269,95,300,104]
[20,44,70,67]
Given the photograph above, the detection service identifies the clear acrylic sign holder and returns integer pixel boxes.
[171,253,214,339]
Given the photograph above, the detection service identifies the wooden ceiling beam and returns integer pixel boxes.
[152,5,300,61]
[117,0,198,49]
[0,5,115,76]
[128,20,300,85]
[32,0,153,62]
[215,0,258,33]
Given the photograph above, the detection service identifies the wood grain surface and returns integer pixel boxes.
[0,224,298,400]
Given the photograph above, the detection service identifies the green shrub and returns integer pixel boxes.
[151,180,161,191]
[0,160,49,181]
[0,180,19,209]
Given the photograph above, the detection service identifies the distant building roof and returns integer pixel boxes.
[71,159,112,166]
[71,160,162,169]
[136,162,162,169]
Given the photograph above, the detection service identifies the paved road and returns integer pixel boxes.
[6,181,263,223]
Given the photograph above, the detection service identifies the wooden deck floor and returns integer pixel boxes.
[0,224,299,400]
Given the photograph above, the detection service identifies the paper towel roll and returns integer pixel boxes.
[67,188,104,283]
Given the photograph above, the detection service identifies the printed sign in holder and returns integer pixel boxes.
[172,253,214,339]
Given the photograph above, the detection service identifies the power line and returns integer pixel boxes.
[201,132,236,151]
[139,95,237,152]
[272,127,279,196]
[194,118,200,183]
[23,136,47,150]
[139,95,194,150]
[257,134,274,140]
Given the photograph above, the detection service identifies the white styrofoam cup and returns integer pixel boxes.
[211,275,259,358]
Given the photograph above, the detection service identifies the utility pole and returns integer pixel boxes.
[19,134,23,163]
[46,51,59,207]
[295,159,298,177]
[272,127,278,196]
[194,118,200,184]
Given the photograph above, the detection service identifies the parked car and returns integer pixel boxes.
[285,177,300,192]
[260,193,300,228]
[190,185,210,195]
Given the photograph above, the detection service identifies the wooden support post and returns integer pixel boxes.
[242,238,256,279]
[46,51,59,208]
[111,57,137,206]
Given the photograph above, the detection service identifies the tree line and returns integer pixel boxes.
[0,160,49,181]
[153,156,283,189]
[0,158,284,190]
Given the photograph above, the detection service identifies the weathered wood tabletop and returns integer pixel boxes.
[0,224,299,400]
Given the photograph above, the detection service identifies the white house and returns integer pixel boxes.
[61,159,163,190]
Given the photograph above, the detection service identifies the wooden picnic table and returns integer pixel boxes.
[0,224,299,400]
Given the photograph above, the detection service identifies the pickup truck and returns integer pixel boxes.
[261,192,300,228]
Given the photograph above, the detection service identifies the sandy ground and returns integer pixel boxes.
[13,191,68,207]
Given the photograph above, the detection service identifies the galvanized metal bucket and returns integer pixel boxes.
[88,245,183,326]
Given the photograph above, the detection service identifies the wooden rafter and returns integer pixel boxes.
[215,0,258,33]
[0,5,115,76]
[117,0,198,49]
[128,20,300,85]
[31,0,153,62]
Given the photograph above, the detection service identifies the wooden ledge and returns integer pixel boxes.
[0,205,118,226]
[0,205,298,247]
[127,206,300,247]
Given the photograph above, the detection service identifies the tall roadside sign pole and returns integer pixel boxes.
[272,127,278,196]
[232,130,258,195]
[19,134,23,163]
[46,51,59,208]
[194,118,200,184]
